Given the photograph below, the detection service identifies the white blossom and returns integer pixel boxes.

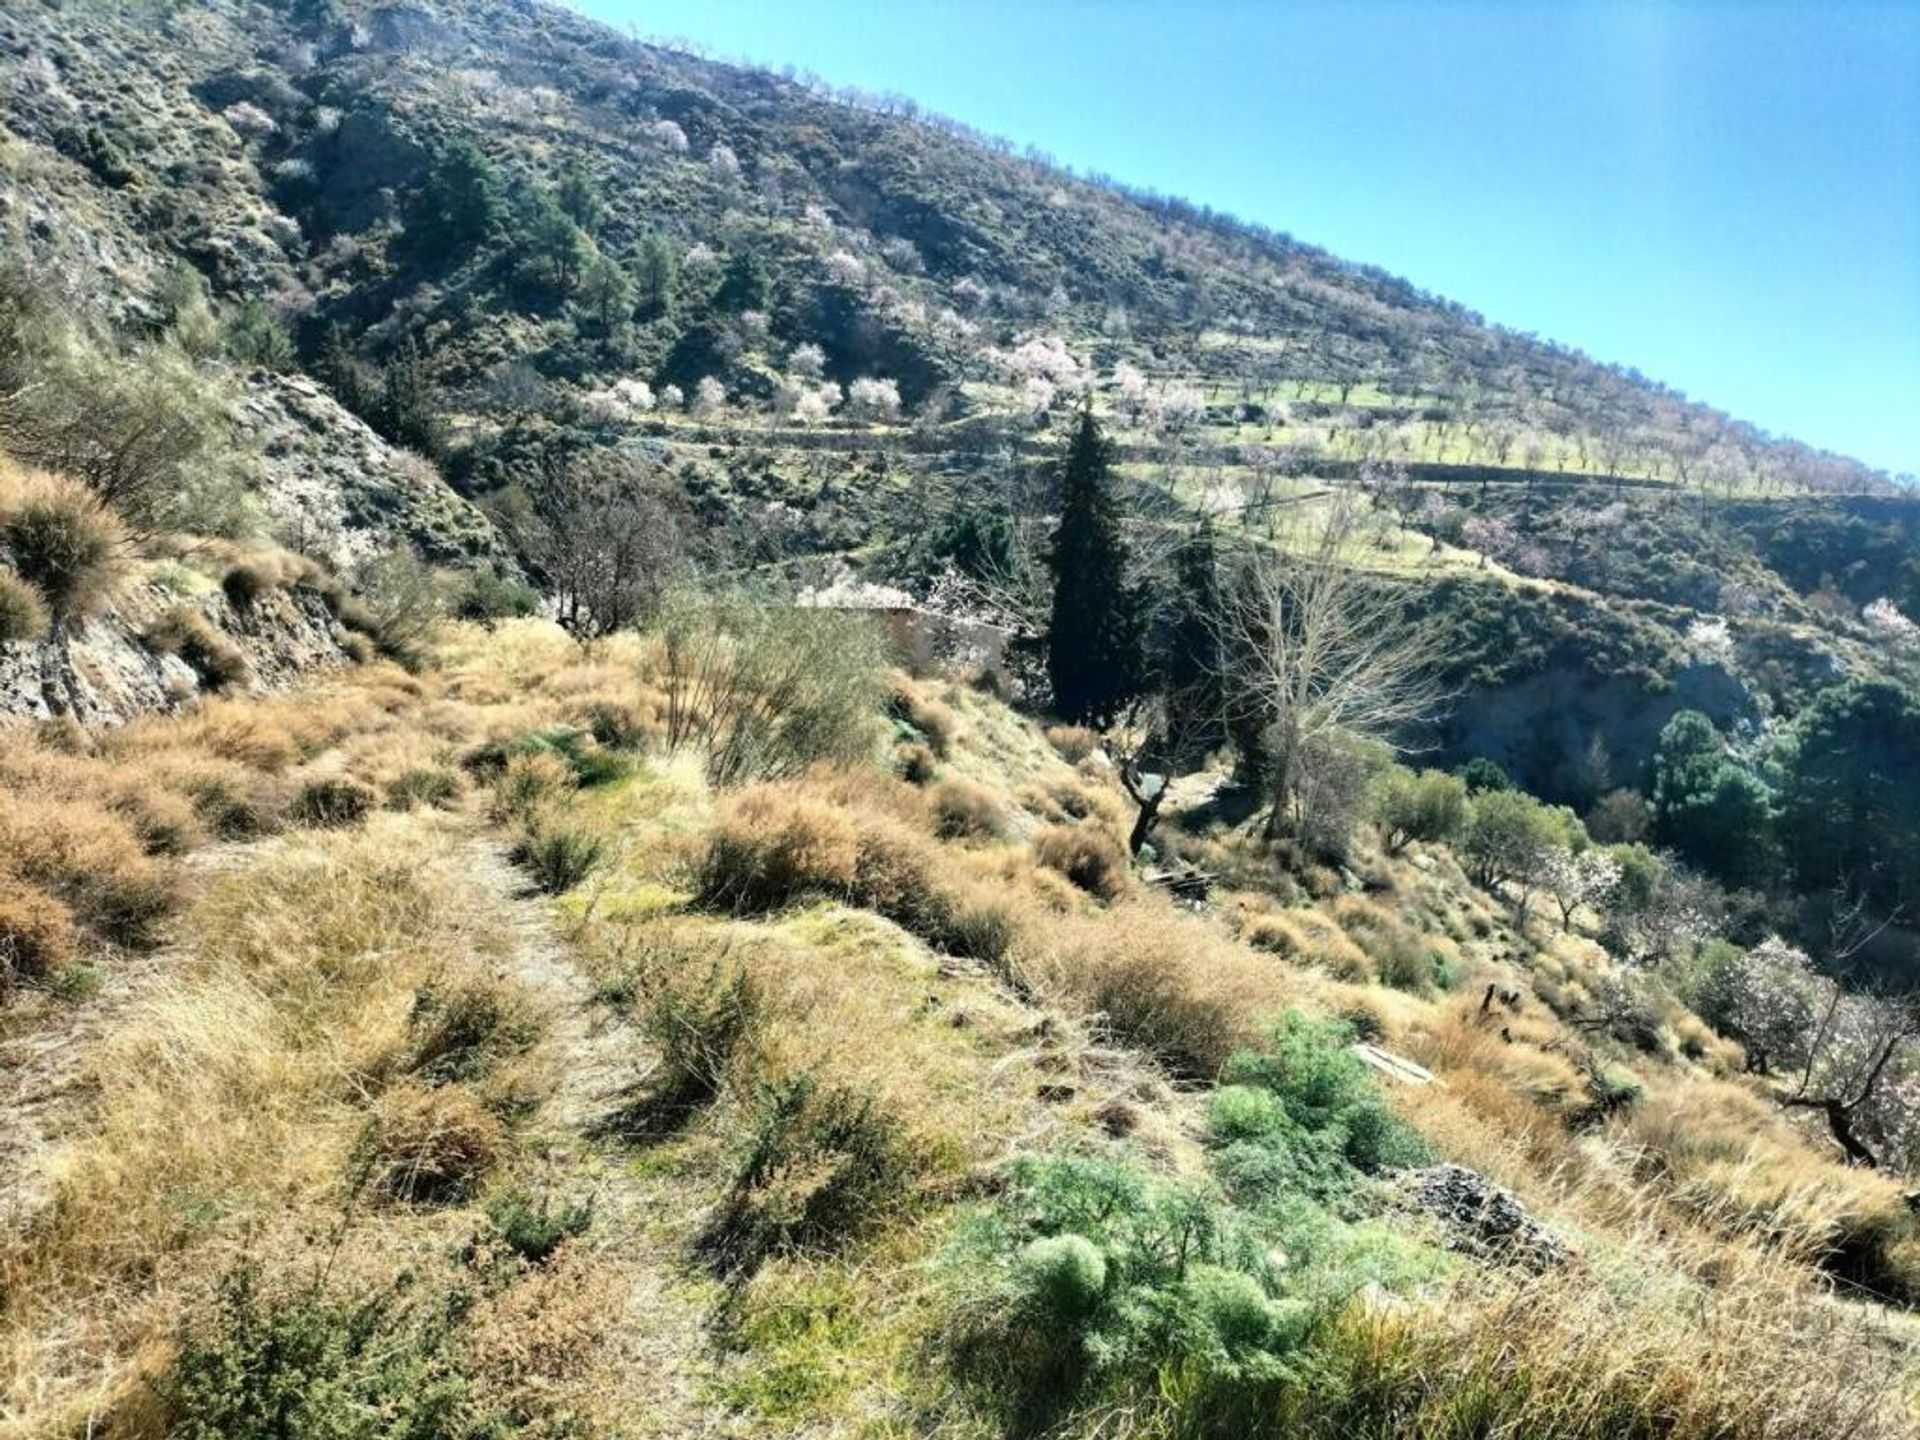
[845,376,901,421]
[823,249,868,288]
[1686,615,1736,666]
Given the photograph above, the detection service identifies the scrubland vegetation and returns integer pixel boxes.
[3,1,1920,1435]
[5,599,1919,1438]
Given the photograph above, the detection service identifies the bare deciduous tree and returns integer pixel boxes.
[1217,494,1445,840]
[515,452,685,642]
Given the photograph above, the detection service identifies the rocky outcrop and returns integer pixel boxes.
[1406,1163,1569,1270]
[0,577,349,728]
[238,373,514,573]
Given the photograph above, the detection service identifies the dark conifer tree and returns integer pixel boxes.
[1046,406,1143,725]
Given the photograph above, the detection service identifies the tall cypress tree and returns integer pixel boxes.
[1047,406,1143,725]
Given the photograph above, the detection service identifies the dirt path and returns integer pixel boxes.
[459,835,737,1437]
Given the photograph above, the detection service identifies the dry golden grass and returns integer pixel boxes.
[0,794,179,947]
[0,817,540,1430]
[1020,901,1298,1078]
[4,612,1917,1436]
[930,776,1007,840]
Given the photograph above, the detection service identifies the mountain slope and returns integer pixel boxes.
[3,1,1912,755]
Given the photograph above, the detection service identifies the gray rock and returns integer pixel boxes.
[1406,1163,1569,1270]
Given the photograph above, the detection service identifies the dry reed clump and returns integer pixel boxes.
[930,777,1007,840]
[1238,906,1372,981]
[1020,902,1293,1077]
[1032,822,1130,900]
[896,739,938,784]
[217,545,321,609]
[695,781,1016,966]
[290,772,378,828]
[131,750,291,838]
[0,795,179,947]
[0,568,49,642]
[358,1082,507,1204]
[891,675,958,757]
[145,606,250,691]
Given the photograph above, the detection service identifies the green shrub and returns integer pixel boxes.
[945,1154,1283,1428]
[489,750,574,824]
[1373,767,1468,852]
[453,569,541,624]
[513,825,606,894]
[1016,1234,1109,1324]
[1216,1013,1426,1179]
[166,1265,466,1440]
[386,766,463,811]
[658,591,888,788]
[1208,1085,1289,1143]
[701,1074,918,1277]
[0,570,48,643]
[612,965,760,1137]
[481,1187,592,1266]
[505,725,629,787]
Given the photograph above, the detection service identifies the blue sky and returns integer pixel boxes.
[568,1,1920,477]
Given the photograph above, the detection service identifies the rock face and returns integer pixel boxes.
[238,373,515,573]
[1407,1163,1569,1270]
[0,579,349,728]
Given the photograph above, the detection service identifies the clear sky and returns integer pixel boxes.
[566,1,1920,477]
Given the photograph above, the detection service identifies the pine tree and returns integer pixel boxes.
[1046,406,1143,726]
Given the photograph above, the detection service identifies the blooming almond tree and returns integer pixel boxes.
[845,376,901,422]
[1542,846,1623,931]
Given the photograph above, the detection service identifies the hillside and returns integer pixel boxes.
[5,618,1920,1439]
[5,3,1920,1436]
[3,0,1914,764]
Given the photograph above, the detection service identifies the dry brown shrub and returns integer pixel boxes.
[896,739,938,784]
[1022,902,1290,1077]
[0,568,48,642]
[892,676,959,757]
[0,879,78,993]
[146,607,250,690]
[359,1082,505,1204]
[0,465,125,618]
[462,1246,622,1427]
[1044,723,1099,763]
[0,795,178,946]
[931,777,1006,840]
[138,751,290,838]
[1033,823,1129,900]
